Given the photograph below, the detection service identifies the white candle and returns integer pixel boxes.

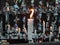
[28,8,34,43]
[28,19,34,41]
[59,26,60,33]
[43,21,45,34]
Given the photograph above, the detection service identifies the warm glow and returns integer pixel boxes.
[7,7,9,11]
[30,8,34,18]
[43,21,45,24]
[50,26,52,30]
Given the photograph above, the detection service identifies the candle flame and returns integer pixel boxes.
[50,26,52,29]
[30,9,34,18]
[7,7,9,11]
[43,21,45,24]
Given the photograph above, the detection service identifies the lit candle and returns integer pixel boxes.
[59,26,60,34]
[43,21,45,34]
[7,6,9,12]
[28,9,34,43]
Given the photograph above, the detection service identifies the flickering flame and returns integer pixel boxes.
[7,7,9,11]
[30,9,34,18]
[50,26,52,30]
[43,21,45,24]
